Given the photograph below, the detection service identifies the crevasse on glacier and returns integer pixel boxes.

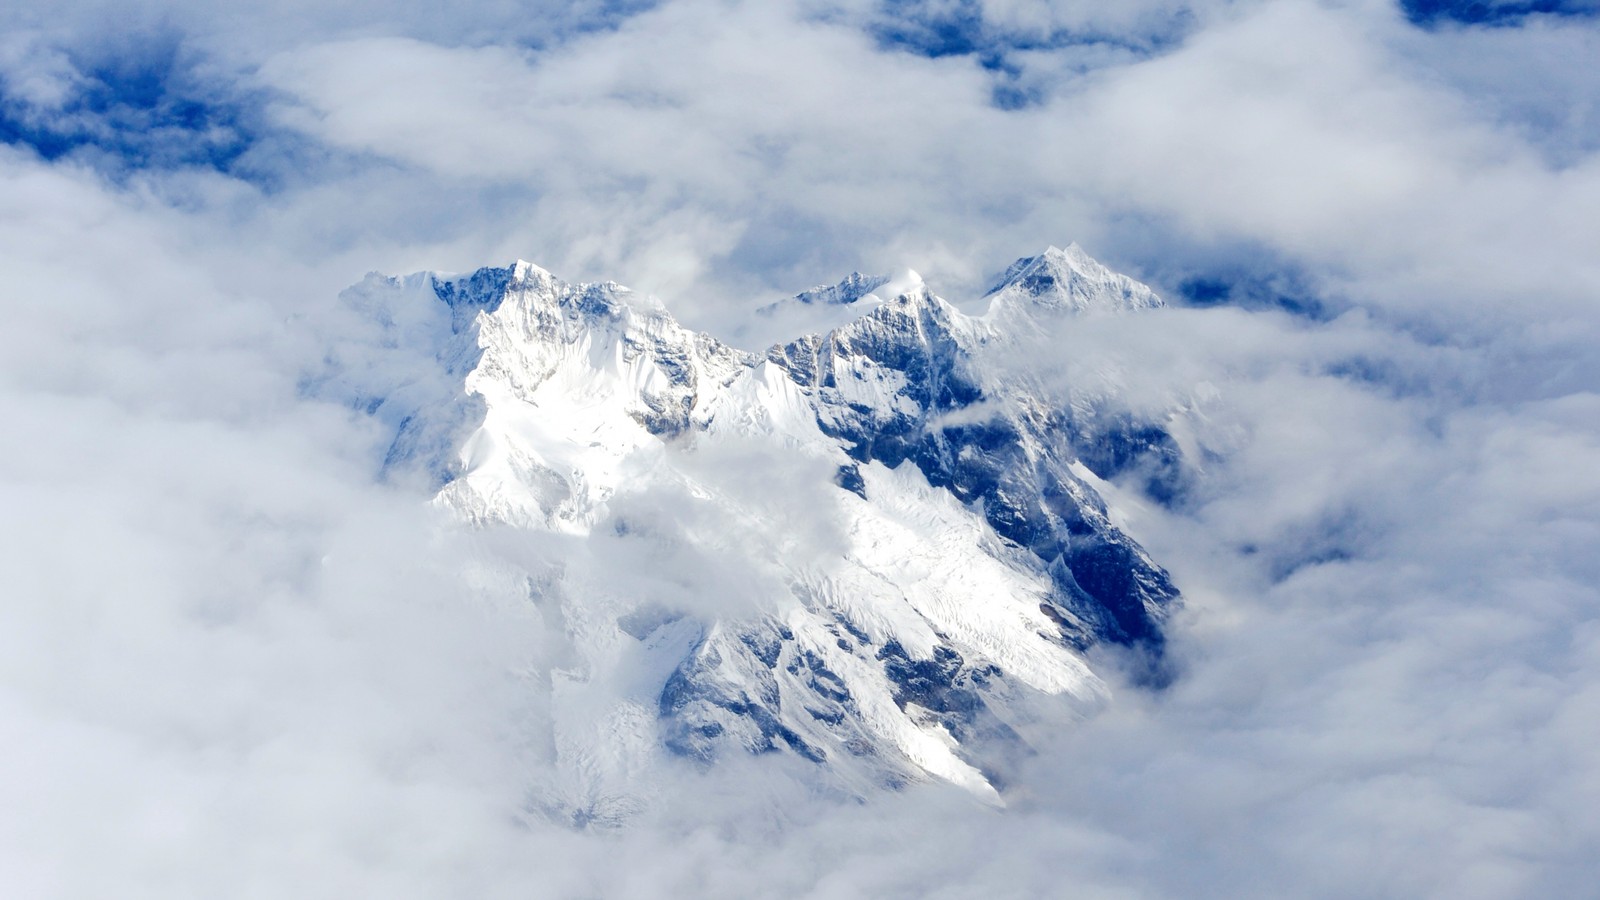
[324,244,1183,801]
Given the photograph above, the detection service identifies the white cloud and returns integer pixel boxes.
[2,0,1599,895]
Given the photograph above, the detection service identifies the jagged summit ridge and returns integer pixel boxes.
[752,246,1160,348]
[326,246,1181,807]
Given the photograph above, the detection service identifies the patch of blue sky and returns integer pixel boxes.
[868,0,1194,108]
[1175,270,1332,321]
[871,0,1191,58]
[0,2,672,183]
[1143,254,1454,399]
[872,1,987,58]
[1088,217,1339,321]
[0,32,320,190]
[1401,0,1600,27]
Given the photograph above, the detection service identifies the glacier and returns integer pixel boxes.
[317,244,1183,810]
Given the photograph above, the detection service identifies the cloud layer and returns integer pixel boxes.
[1,0,1598,896]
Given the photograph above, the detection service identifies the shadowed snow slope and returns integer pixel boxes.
[323,247,1182,806]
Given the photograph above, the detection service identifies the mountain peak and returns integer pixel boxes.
[876,267,925,300]
[985,244,1163,316]
[1001,242,1100,280]
[511,259,554,283]
[794,272,891,306]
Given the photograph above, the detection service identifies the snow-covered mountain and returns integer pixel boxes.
[320,245,1182,810]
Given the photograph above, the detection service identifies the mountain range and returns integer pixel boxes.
[317,244,1185,815]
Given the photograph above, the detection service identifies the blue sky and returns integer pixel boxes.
[1,1,1598,896]
[1402,0,1600,26]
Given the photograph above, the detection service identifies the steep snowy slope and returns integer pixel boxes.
[321,247,1182,806]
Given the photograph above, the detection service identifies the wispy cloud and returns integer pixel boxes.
[2,0,1598,895]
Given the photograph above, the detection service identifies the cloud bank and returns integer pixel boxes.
[1,0,1598,896]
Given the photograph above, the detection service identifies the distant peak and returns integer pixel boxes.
[984,243,1162,316]
[991,244,1102,292]
[794,271,890,306]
